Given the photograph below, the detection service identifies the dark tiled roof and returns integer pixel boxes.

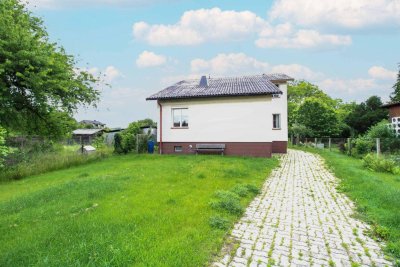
[80,120,105,125]
[263,73,294,82]
[381,101,400,108]
[146,74,293,100]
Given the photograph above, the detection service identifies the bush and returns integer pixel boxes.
[245,184,261,195]
[209,190,244,215]
[362,154,399,174]
[231,184,249,197]
[354,138,372,155]
[209,216,230,230]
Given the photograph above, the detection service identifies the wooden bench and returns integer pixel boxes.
[195,144,225,155]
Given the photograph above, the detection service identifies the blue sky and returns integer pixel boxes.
[27,0,400,127]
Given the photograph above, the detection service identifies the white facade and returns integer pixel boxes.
[157,84,288,143]
[390,117,400,136]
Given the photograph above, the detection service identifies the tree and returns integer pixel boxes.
[0,0,99,138]
[0,126,9,168]
[288,81,340,126]
[296,98,339,137]
[390,63,400,102]
[345,96,388,135]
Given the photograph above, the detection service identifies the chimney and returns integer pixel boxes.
[199,75,208,87]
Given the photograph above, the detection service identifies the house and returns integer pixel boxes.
[79,120,106,129]
[382,101,400,135]
[72,129,103,144]
[146,74,293,157]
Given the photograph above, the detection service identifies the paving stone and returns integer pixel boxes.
[213,150,393,267]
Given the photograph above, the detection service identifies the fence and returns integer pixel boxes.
[290,136,400,156]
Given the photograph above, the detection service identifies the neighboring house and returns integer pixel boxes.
[79,120,106,129]
[382,101,400,136]
[72,129,103,144]
[146,74,293,157]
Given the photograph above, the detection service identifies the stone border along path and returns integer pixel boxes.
[213,149,393,267]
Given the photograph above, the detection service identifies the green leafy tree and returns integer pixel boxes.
[390,63,400,102]
[345,96,388,135]
[0,0,99,138]
[0,126,9,167]
[288,81,341,126]
[296,98,339,137]
[289,123,313,138]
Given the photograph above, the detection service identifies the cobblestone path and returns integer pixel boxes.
[213,150,392,267]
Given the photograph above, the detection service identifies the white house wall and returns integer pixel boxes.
[157,84,288,143]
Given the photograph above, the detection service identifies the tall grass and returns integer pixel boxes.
[0,154,278,266]
[0,148,112,182]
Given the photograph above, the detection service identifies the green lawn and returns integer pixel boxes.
[293,146,400,262]
[0,154,278,266]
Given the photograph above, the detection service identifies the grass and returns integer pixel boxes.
[0,147,113,182]
[0,154,278,266]
[292,146,400,262]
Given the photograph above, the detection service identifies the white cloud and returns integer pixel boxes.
[190,53,269,76]
[133,7,352,49]
[133,8,267,46]
[368,66,397,80]
[271,64,323,80]
[75,66,122,83]
[189,53,321,80]
[104,66,123,82]
[269,0,400,29]
[136,51,167,68]
[317,77,393,102]
[256,29,351,49]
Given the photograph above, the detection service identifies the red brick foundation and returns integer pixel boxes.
[160,142,275,157]
[272,141,288,153]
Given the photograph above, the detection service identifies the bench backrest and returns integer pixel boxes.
[196,144,225,149]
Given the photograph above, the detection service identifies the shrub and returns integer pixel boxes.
[231,184,249,197]
[362,154,399,174]
[210,190,243,215]
[246,184,261,194]
[209,216,230,230]
[354,138,372,155]
[114,133,124,154]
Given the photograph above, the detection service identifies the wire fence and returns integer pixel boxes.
[290,136,400,156]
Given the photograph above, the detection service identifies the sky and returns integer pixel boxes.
[26,0,400,127]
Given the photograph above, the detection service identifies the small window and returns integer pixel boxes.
[393,118,396,123]
[172,108,189,128]
[273,114,281,129]
[174,146,183,152]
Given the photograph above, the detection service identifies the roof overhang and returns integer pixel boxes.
[381,102,400,108]
[146,91,283,101]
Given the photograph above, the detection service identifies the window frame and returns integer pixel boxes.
[174,146,183,152]
[171,108,189,128]
[272,114,281,130]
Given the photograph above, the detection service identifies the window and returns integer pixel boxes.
[172,108,189,128]
[174,146,183,152]
[393,118,397,123]
[273,114,281,129]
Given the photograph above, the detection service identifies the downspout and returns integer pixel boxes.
[157,100,163,154]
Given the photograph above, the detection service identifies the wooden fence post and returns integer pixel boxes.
[329,138,331,151]
[315,138,317,148]
[347,138,352,156]
[376,138,381,156]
